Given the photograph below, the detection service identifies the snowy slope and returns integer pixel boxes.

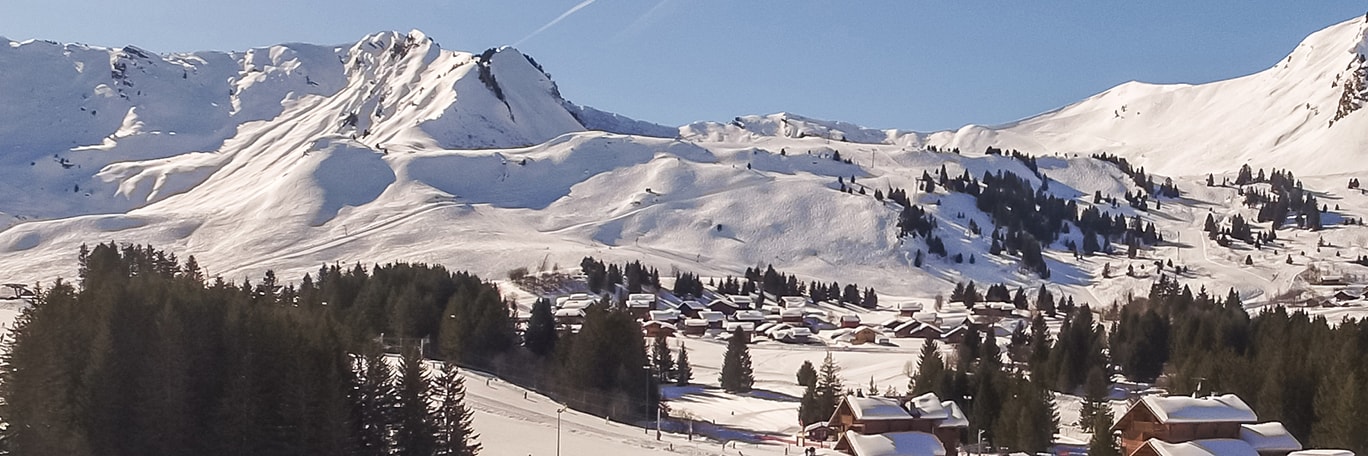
[4,18,1368,320]
[924,16,1368,177]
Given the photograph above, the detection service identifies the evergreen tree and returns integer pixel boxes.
[651,336,674,383]
[719,328,754,393]
[912,341,945,396]
[524,297,558,356]
[356,347,399,456]
[1078,366,1110,432]
[1087,409,1121,456]
[674,343,693,386]
[394,348,438,456]
[434,363,480,456]
[815,352,845,422]
[796,360,818,388]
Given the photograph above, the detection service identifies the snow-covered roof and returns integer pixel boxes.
[627,299,652,308]
[649,310,680,321]
[894,321,935,334]
[782,296,809,307]
[561,298,594,310]
[728,294,755,305]
[781,308,805,317]
[683,319,708,327]
[1240,422,1302,452]
[789,327,813,337]
[907,393,948,420]
[723,322,755,332]
[679,300,707,309]
[628,293,654,301]
[554,308,584,317]
[842,431,946,456]
[939,401,968,428]
[1140,439,1259,456]
[698,310,726,322]
[841,314,861,322]
[734,310,766,321]
[897,302,924,311]
[840,396,913,421]
[1288,451,1355,456]
[642,321,675,330]
[1141,394,1258,424]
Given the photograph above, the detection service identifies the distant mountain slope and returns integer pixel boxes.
[0,31,671,223]
[4,19,1368,311]
[924,16,1368,177]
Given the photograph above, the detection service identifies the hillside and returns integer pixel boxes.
[923,16,1368,177]
[2,17,1368,317]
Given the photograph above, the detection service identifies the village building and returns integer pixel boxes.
[970,302,1015,318]
[896,302,924,317]
[554,308,585,325]
[781,308,806,324]
[892,321,942,339]
[707,298,740,316]
[649,309,681,324]
[676,300,708,318]
[722,322,755,343]
[834,431,945,456]
[734,309,766,325]
[642,321,676,338]
[698,310,726,329]
[840,314,862,328]
[1112,394,1260,456]
[627,299,654,319]
[727,294,756,309]
[781,296,810,308]
[940,325,969,344]
[1240,422,1303,456]
[1129,438,1260,456]
[827,393,964,455]
[681,319,708,336]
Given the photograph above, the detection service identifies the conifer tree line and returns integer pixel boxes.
[726,264,877,309]
[1110,274,1368,452]
[0,243,480,456]
[909,329,1060,453]
[894,160,1165,279]
[580,257,661,294]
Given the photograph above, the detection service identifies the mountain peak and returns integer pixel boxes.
[924,15,1368,176]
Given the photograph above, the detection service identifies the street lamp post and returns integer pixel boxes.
[556,406,567,456]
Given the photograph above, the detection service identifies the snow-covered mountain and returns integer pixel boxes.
[3,17,1368,311]
[923,16,1368,177]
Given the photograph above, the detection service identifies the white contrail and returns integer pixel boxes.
[514,0,598,47]
[615,0,672,41]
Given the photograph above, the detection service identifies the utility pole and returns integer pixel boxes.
[556,406,567,456]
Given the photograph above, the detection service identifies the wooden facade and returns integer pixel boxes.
[1114,398,1247,456]
[827,396,962,455]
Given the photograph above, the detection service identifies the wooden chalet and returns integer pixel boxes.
[896,302,923,317]
[1240,422,1303,456]
[682,319,708,336]
[554,308,585,325]
[834,431,945,456]
[840,314,862,328]
[1129,438,1260,456]
[892,321,942,339]
[940,325,969,344]
[1113,394,1258,456]
[827,393,964,455]
[642,321,676,338]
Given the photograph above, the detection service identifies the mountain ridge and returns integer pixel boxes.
[3,18,1368,311]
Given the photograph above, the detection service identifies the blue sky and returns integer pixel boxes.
[2,1,1363,131]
